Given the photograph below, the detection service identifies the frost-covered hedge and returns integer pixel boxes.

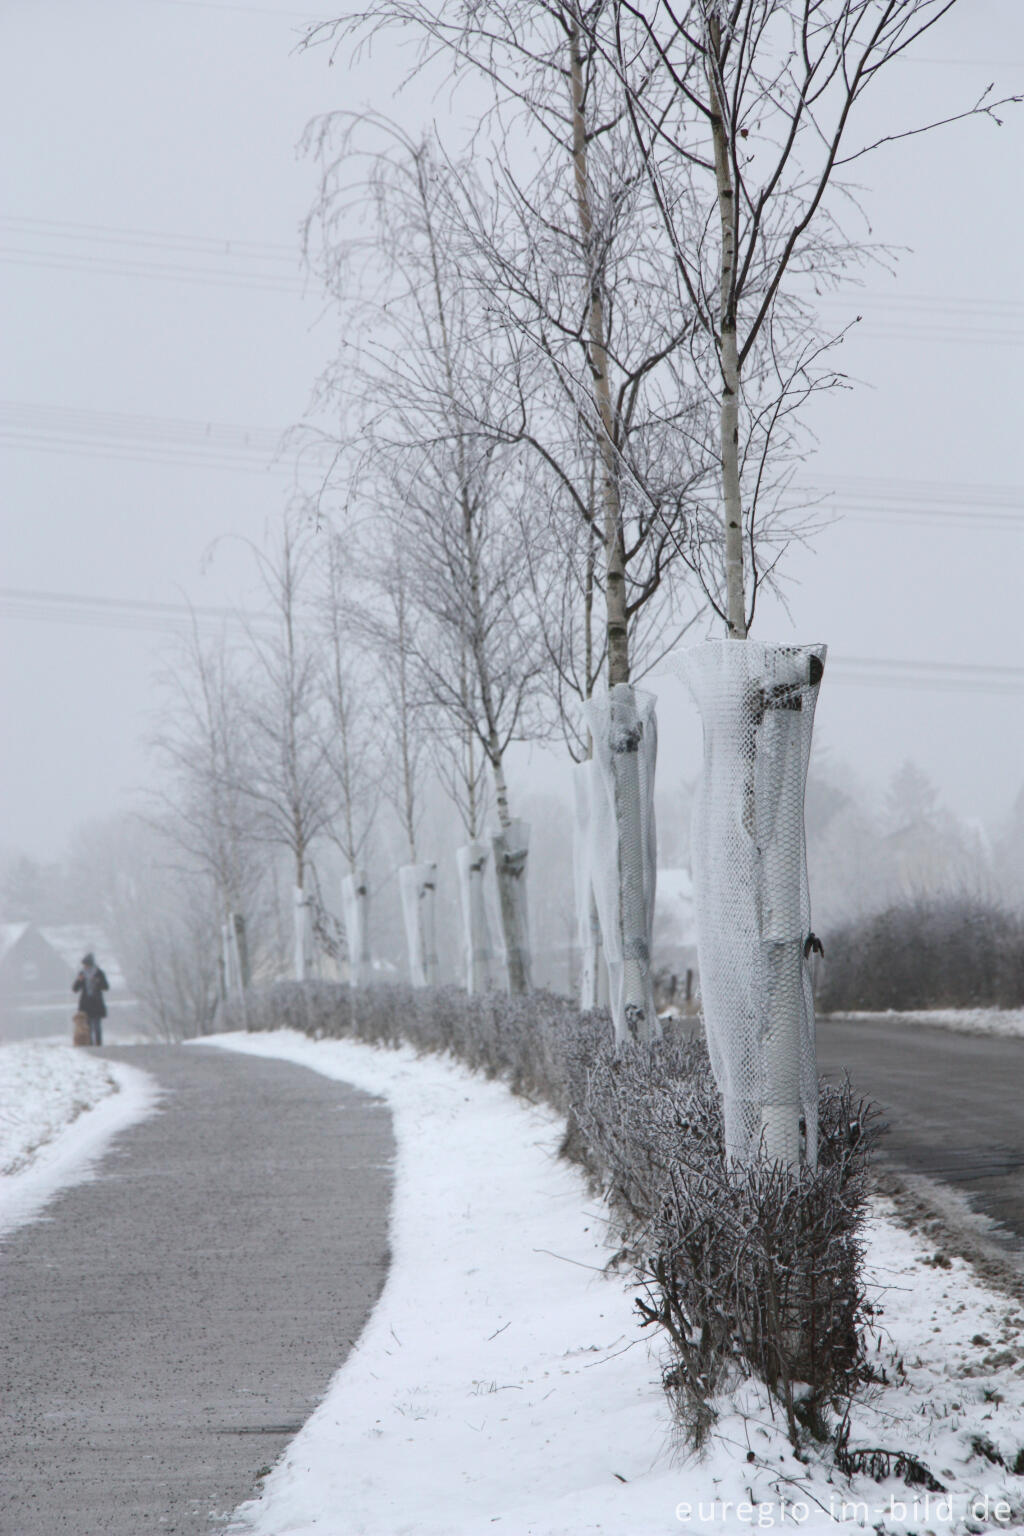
[222,981,878,1448]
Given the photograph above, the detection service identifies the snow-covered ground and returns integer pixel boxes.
[0,1039,159,1238]
[825,1009,1024,1040]
[201,1031,1024,1536]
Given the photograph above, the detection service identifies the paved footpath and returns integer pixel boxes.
[0,1044,394,1536]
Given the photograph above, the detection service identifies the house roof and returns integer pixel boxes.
[0,922,31,966]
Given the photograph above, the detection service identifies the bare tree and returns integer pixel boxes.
[601,0,1018,635]
[302,9,719,1041]
[309,17,713,699]
[319,530,380,873]
[305,120,551,992]
[238,514,338,979]
[150,622,266,987]
[65,814,224,1041]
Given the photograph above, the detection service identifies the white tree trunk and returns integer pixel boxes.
[572,760,605,1011]
[226,912,250,1029]
[676,639,825,1169]
[398,862,439,987]
[582,684,659,1046]
[456,841,492,995]
[230,912,250,992]
[220,920,233,999]
[491,819,532,994]
[341,870,371,987]
[293,885,313,983]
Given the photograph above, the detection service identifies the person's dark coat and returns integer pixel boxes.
[73,967,109,1019]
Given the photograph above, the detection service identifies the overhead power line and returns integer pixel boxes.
[0,216,297,260]
[0,401,336,478]
[827,657,1024,696]
[0,588,277,637]
[1,212,1021,344]
[0,400,1019,532]
[0,587,1021,695]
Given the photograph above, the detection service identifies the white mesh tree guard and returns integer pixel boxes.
[572,759,606,1011]
[398,862,439,988]
[491,819,532,994]
[341,870,371,987]
[581,684,659,1045]
[222,912,250,996]
[456,841,493,995]
[220,919,233,1000]
[676,639,826,1169]
[230,912,250,992]
[293,885,314,982]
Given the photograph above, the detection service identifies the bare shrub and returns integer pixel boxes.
[818,896,1024,1013]
[222,983,877,1450]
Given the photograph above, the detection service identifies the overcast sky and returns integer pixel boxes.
[1,0,1022,863]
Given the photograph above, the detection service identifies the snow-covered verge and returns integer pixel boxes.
[202,1030,1024,1536]
[824,1009,1024,1039]
[0,1040,160,1238]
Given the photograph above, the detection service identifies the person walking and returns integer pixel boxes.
[73,952,109,1046]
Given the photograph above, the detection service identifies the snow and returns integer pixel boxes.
[827,1009,1024,1040]
[200,1030,1024,1536]
[0,1039,159,1238]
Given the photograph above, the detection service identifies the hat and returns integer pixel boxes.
[82,952,95,966]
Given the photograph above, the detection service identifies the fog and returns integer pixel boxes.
[1,2,1022,988]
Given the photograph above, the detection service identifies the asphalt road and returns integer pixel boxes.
[0,1044,394,1536]
[816,1016,1024,1246]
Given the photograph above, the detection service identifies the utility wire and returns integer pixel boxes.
[1,215,1021,343]
[0,216,298,260]
[0,403,1019,529]
[1,587,1021,693]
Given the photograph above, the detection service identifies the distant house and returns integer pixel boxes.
[0,922,72,999]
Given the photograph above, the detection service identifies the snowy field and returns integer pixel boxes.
[825,1009,1024,1040]
[199,1031,1024,1536]
[0,1039,159,1238]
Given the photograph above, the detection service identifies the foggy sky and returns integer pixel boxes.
[1,0,1022,861]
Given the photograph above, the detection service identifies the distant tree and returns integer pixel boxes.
[0,854,68,924]
[319,529,380,875]
[66,814,223,1040]
[306,122,551,990]
[237,514,338,976]
[306,21,713,702]
[150,622,267,976]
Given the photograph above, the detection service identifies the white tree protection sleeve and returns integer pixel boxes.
[293,885,314,983]
[581,684,659,1045]
[230,912,250,992]
[398,862,439,988]
[455,841,493,995]
[341,870,371,987]
[220,920,233,998]
[675,639,825,1168]
[572,760,605,1011]
[491,819,532,993]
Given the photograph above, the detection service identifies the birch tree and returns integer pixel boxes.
[601,0,1018,634]
[239,514,338,979]
[305,6,716,1041]
[150,623,265,988]
[312,11,713,700]
[316,529,381,982]
[305,120,549,992]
